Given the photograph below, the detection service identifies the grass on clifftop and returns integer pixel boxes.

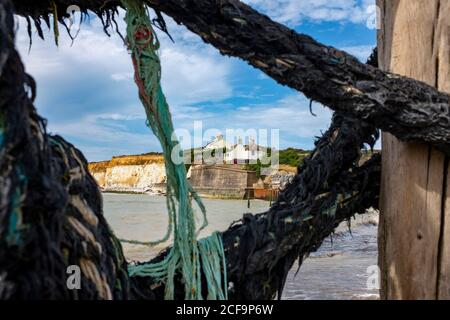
[246,148,310,177]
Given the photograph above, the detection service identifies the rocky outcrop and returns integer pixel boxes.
[265,171,295,190]
[88,154,166,194]
[262,165,296,190]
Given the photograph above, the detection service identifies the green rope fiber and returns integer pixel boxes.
[121,0,227,300]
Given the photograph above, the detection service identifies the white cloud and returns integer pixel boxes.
[12,3,376,160]
[224,94,333,139]
[243,0,375,26]
[15,13,233,161]
[171,93,333,150]
[111,72,133,81]
[340,44,375,62]
[160,46,232,106]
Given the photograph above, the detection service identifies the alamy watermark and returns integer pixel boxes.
[366,5,382,30]
[66,265,81,290]
[65,5,82,35]
[366,265,380,291]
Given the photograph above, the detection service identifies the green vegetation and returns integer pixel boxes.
[245,148,311,177]
[246,159,269,178]
[278,148,310,168]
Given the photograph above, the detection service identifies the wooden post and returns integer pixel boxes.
[377,0,450,299]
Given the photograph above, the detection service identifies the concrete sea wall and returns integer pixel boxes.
[189,165,258,199]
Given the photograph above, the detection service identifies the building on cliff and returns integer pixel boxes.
[203,134,268,165]
[87,141,292,198]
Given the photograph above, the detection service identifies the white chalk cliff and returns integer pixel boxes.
[89,154,167,194]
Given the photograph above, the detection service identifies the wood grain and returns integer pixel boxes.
[378,0,450,299]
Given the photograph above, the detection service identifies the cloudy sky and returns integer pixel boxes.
[16,0,377,162]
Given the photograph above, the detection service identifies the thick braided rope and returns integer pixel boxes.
[121,0,227,300]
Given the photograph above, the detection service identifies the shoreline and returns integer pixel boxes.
[102,193,379,299]
[101,190,272,201]
[101,190,164,196]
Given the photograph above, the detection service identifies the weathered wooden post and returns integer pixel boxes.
[377,0,450,299]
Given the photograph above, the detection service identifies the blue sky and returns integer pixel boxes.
[16,0,377,162]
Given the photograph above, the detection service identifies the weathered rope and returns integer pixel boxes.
[120,0,227,300]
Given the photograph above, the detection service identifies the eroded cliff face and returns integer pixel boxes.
[89,153,303,196]
[88,154,166,194]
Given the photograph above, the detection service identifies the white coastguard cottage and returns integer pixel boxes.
[203,135,266,164]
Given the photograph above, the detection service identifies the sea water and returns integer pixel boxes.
[102,192,379,300]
